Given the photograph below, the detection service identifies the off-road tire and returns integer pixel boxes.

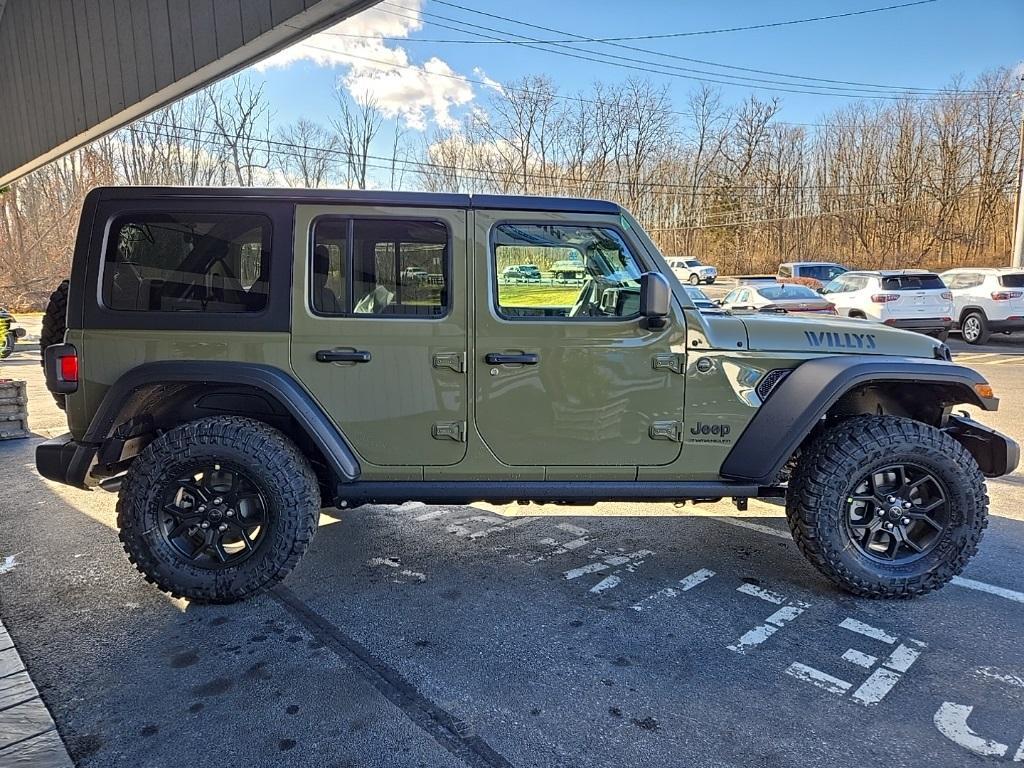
[117,416,320,603]
[688,273,700,285]
[40,280,70,409]
[786,415,988,598]
[960,310,990,345]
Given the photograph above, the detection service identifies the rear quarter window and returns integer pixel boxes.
[101,212,271,313]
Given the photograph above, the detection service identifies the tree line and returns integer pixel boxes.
[0,67,1019,309]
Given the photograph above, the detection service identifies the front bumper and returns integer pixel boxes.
[36,433,97,489]
[945,414,1020,478]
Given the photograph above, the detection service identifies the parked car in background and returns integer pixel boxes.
[501,264,542,283]
[401,265,429,283]
[940,267,1024,345]
[720,283,837,315]
[0,307,26,359]
[777,261,848,292]
[683,284,720,311]
[549,257,587,282]
[822,270,954,339]
[668,257,717,285]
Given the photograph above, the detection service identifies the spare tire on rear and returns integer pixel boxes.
[40,280,69,410]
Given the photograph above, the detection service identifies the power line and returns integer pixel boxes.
[356,0,988,97]
[129,119,1016,196]
[366,2,985,100]
[429,0,942,42]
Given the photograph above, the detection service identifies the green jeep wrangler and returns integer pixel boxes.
[37,187,1018,604]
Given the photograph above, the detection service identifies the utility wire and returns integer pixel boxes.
[366,2,985,100]
[358,0,987,96]
[430,0,942,42]
[129,119,1016,197]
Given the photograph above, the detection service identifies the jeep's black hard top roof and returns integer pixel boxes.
[90,186,622,215]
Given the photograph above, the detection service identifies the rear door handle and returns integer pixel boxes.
[485,352,539,365]
[316,349,371,363]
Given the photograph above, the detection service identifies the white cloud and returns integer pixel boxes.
[255,1,474,130]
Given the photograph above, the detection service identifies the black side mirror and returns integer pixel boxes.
[640,272,671,329]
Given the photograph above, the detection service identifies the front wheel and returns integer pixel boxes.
[688,274,700,285]
[117,416,321,603]
[786,415,987,598]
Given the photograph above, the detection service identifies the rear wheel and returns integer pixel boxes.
[117,416,320,603]
[960,311,989,345]
[40,280,70,409]
[786,415,987,598]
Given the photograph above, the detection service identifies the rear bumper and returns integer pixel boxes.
[986,318,1024,333]
[885,317,953,333]
[35,433,97,489]
[945,414,1020,478]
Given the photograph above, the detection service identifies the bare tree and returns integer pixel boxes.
[274,119,339,188]
[332,90,384,189]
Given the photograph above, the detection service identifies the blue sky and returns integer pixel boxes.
[251,0,1023,154]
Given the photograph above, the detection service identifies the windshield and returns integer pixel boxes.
[758,284,821,300]
[684,286,711,301]
[801,264,847,282]
[684,259,701,267]
[881,274,944,290]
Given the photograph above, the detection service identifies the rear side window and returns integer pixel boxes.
[881,274,944,291]
[999,273,1024,288]
[102,213,270,313]
[311,218,449,317]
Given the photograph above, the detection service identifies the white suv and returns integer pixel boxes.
[668,257,717,285]
[940,267,1024,344]
[822,270,954,339]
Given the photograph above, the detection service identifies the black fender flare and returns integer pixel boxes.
[720,356,996,485]
[83,361,361,481]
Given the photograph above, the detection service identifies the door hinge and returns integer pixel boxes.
[652,353,684,374]
[432,352,465,373]
[649,420,683,442]
[432,421,466,442]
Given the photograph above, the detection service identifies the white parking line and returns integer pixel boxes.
[786,662,852,695]
[713,517,1024,606]
[839,618,897,644]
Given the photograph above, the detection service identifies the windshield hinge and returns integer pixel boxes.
[652,353,685,374]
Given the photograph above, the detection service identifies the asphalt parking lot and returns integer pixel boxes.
[1,337,1023,767]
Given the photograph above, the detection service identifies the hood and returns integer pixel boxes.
[737,313,944,358]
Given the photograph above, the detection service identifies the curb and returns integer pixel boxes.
[0,618,74,767]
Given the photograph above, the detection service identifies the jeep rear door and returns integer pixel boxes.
[290,204,469,467]
[472,211,685,470]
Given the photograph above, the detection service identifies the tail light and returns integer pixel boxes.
[43,343,78,394]
[941,291,953,300]
[824,304,837,314]
[871,293,899,303]
[991,291,1023,301]
[59,353,79,383]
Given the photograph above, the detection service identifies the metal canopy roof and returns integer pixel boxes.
[0,0,378,187]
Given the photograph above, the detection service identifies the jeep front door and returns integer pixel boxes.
[473,214,685,468]
[290,205,468,467]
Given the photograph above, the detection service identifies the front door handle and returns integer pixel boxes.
[485,352,539,365]
[316,349,371,363]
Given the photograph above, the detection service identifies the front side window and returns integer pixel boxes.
[311,218,449,317]
[493,224,644,319]
[102,213,270,312]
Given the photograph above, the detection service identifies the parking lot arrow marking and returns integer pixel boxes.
[934,703,1011,759]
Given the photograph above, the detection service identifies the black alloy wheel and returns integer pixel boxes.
[844,463,949,564]
[158,464,269,568]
